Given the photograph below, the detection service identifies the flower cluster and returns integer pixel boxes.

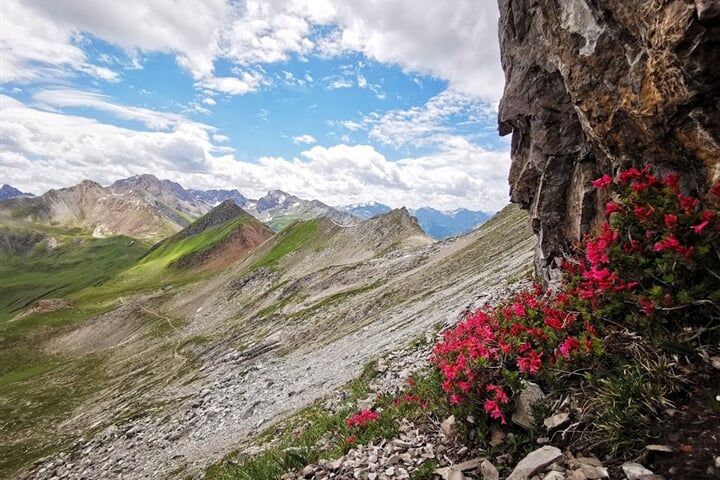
[570,165,720,330]
[346,409,378,428]
[432,285,600,425]
[432,165,719,432]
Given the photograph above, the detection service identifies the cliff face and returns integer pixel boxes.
[497,0,720,279]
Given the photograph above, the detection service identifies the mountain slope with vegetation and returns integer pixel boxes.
[5,205,534,479]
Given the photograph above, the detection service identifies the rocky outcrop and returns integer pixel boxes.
[497,0,720,279]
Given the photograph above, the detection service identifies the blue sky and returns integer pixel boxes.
[0,0,511,211]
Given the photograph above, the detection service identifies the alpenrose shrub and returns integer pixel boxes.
[432,165,720,434]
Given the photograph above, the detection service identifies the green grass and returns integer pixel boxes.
[139,215,255,272]
[249,220,322,271]
[0,234,150,322]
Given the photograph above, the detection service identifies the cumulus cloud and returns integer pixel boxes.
[353,89,497,149]
[3,0,504,101]
[0,95,218,190]
[293,134,317,145]
[1,95,509,210]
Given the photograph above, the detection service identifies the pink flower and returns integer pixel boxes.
[591,174,613,189]
[664,214,678,229]
[347,436,355,444]
[559,337,580,359]
[654,234,680,252]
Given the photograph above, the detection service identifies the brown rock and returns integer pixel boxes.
[497,0,720,279]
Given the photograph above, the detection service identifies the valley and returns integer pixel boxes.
[0,194,533,478]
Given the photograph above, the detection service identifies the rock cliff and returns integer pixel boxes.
[497,0,720,279]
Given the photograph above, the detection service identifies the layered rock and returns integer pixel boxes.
[497,0,720,279]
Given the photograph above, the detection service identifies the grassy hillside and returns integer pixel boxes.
[0,233,150,322]
[139,215,258,271]
[250,219,323,271]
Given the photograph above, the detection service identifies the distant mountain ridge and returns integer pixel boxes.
[340,202,494,240]
[0,184,35,200]
[0,174,493,240]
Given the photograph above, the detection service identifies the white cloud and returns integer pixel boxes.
[0,1,119,83]
[202,97,217,106]
[196,72,264,95]
[322,0,503,100]
[213,134,230,142]
[293,134,317,145]
[0,95,220,192]
[32,89,204,130]
[3,0,504,101]
[341,120,364,131]
[328,78,353,89]
[365,88,497,148]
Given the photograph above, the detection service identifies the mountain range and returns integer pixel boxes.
[1,176,493,240]
[0,180,533,477]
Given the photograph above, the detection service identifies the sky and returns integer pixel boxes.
[0,0,511,211]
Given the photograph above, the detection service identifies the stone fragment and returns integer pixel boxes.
[481,460,499,480]
[622,463,654,480]
[544,413,570,430]
[448,471,465,480]
[441,416,456,437]
[711,356,720,370]
[506,446,562,480]
[544,472,566,480]
[512,382,545,429]
[580,465,609,479]
[645,445,675,453]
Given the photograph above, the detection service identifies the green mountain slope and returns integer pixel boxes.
[0,232,149,323]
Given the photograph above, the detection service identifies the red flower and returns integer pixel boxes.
[638,298,655,316]
[663,173,680,194]
[347,436,355,444]
[678,194,699,214]
[591,174,613,189]
[634,205,654,222]
[664,214,678,229]
[711,183,720,197]
[604,202,623,215]
[691,220,710,234]
[559,337,580,359]
[654,234,680,252]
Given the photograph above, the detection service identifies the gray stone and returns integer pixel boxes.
[512,382,546,429]
[506,446,562,480]
[441,415,456,437]
[481,460,499,480]
[622,463,654,480]
[544,413,570,430]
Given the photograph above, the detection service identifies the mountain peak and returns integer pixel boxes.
[0,184,34,200]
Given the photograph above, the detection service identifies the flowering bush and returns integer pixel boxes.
[432,165,719,437]
[570,166,720,334]
[432,285,601,428]
[346,409,378,428]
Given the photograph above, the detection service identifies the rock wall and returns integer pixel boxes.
[497,0,720,280]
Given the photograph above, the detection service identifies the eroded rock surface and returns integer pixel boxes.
[497,0,720,278]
